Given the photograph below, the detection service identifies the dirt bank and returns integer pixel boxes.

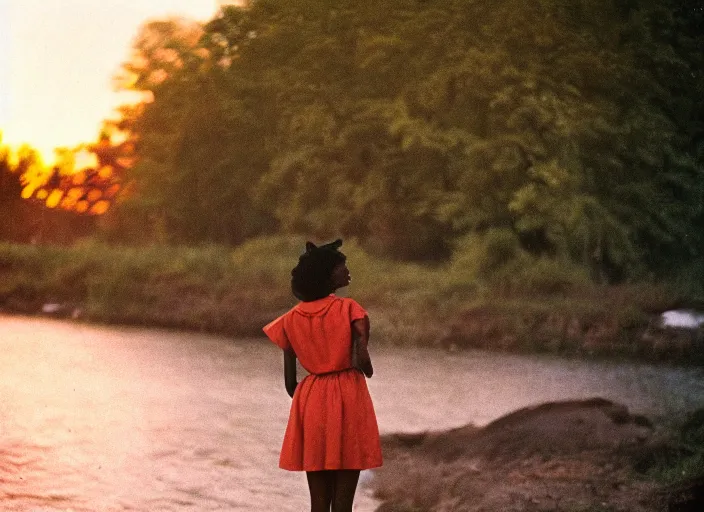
[371,398,703,512]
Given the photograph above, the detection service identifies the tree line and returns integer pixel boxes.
[2,0,703,282]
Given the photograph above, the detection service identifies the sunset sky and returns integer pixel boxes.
[0,1,223,164]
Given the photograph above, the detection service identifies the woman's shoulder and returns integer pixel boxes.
[331,295,362,306]
[336,296,367,320]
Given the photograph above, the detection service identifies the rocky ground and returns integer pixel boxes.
[371,398,704,512]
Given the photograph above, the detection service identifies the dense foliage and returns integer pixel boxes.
[76,1,704,279]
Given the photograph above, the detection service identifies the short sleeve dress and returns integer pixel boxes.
[263,294,383,471]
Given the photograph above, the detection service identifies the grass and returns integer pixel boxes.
[645,409,704,486]
[0,235,699,362]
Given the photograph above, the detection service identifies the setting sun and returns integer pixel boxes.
[0,0,219,164]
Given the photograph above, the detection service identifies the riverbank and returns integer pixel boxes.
[371,399,704,512]
[1,237,702,363]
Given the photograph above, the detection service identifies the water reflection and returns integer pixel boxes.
[1,314,703,511]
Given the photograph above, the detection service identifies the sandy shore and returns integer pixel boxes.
[370,398,703,511]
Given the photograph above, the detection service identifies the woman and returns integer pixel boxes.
[263,239,382,512]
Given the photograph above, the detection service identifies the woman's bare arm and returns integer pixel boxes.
[352,316,373,378]
[283,348,298,398]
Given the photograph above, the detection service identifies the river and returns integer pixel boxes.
[1,314,703,511]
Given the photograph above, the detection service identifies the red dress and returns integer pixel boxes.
[263,295,383,471]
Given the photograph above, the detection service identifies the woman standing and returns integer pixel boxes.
[263,239,382,512]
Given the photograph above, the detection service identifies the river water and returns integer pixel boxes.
[1,314,703,511]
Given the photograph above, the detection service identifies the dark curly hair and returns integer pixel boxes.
[291,239,346,302]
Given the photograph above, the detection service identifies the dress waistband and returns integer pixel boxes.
[310,367,356,377]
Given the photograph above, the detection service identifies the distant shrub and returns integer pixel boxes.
[451,231,591,296]
[482,229,522,270]
[494,256,592,296]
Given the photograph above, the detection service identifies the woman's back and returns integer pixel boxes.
[264,295,366,375]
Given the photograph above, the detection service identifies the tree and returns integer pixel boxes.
[107,0,704,277]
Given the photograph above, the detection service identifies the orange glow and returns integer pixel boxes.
[2,1,218,164]
[98,166,114,179]
[67,188,84,201]
[46,190,64,208]
[74,150,100,171]
[105,184,121,198]
[21,143,127,216]
[72,171,87,185]
[90,201,111,215]
[116,156,136,168]
[21,185,37,200]
[5,1,217,217]
[86,189,103,202]
[60,196,77,210]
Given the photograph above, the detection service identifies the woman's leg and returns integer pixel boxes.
[331,470,360,512]
[306,470,334,512]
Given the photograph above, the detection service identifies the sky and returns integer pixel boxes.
[0,0,224,164]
